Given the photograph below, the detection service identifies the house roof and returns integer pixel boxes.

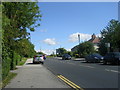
[88,34,100,44]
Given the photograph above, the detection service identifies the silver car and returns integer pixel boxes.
[33,54,44,64]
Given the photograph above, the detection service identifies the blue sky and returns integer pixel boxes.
[30,2,118,55]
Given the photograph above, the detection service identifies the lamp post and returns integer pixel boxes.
[78,34,80,45]
[78,34,80,57]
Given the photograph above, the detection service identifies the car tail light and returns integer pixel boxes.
[34,56,36,59]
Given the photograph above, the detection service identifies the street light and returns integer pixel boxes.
[78,34,80,45]
[78,34,80,57]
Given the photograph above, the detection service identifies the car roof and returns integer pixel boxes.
[63,54,70,56]
[35,54,43,56]
[107,52,120,54]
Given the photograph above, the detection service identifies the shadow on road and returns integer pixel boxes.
[81,61,100,63]
[99,63,120,66]
[25,63,41,65]
[81,61,120,66]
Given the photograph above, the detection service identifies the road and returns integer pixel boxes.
[44,57,120,89]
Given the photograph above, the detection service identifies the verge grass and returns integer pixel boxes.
[18,57,27,66]
[1,72,17,88]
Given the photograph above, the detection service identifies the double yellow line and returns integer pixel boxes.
[57,75,84,90]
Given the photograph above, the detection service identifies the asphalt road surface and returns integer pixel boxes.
[44,57,120,89]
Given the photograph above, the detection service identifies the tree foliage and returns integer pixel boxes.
[56,48,67,56]
[2,2,41,79]
[36,52,45,55]
[100,19,120,54]
[2,2,41,57]
[78,41,95,57]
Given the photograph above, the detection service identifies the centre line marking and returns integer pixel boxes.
[79,65,95,68]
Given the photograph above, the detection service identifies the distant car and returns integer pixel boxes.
[62,54,71,60]
[103,52,120,64]
[85,53,103,63]
[33,54,45,64]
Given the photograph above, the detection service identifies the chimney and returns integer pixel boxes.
[92,33,96,39]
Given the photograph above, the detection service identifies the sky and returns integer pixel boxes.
[30,2,118,55]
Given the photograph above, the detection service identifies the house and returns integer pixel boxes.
[88,34,101,51]
[71,34,101,52]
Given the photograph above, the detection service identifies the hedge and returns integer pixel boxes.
[2,44,11,80]
[2,43,21,80]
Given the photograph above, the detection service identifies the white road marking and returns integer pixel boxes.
[66,62,74,65]
[79,65,95,68]
[105,69,120,73]
[85,66,95,68]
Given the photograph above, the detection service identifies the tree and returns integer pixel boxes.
[37,52,45,55]
[100,19,120,53]
[2,2,42,79]
[2,2,41,57]
[98,40,108,56]
[66,51,73,56]
[2,2,41,47]
[78,41,95,57]
[56,48,67,56]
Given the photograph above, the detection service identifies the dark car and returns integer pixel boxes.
[103,52,120,64]
[85,53,103,63]
[33,54,45,64]
[62,54,71,60]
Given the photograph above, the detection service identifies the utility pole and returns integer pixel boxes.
[40,46,41,52]
[78,34,80,45]
[78,34,80,57]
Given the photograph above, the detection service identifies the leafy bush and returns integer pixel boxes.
[78,41,95,57]
[2,43,11,80]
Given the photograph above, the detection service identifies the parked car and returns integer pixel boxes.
[62,54,71,60]
[103,52,120,64]
[33,54,45,64]
[85,53,103,63]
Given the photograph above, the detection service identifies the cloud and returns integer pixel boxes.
[96,34,101,37]
[40,29,47,32]
[66,48,71,51]
[69,32,91,42]
[43,49,56,55]
[43,38,57,45]
[36,49,56,55]
[39,49,56,55]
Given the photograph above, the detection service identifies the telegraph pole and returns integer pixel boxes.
[78,34,80,57]
[78,34,80,45]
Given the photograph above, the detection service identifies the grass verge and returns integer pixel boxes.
[18,58,27,66]
[1,72,17,88]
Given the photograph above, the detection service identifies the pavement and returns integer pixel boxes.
[4,58,70,88]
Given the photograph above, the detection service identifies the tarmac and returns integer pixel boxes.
[3,58,70,88]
